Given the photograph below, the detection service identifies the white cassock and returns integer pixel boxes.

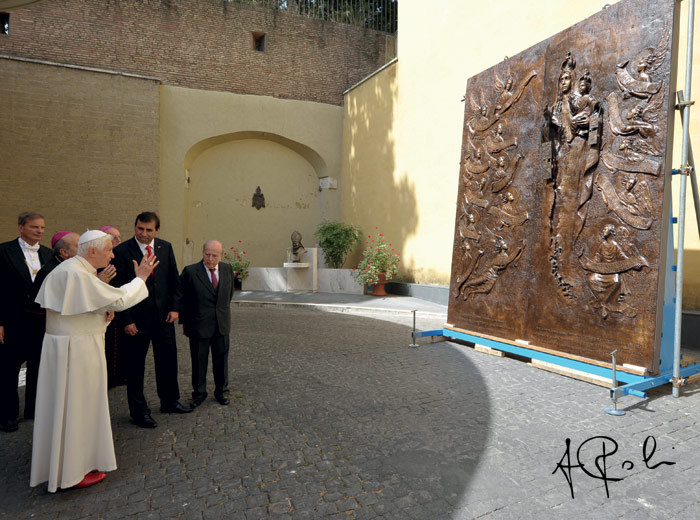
[30,255,148,492]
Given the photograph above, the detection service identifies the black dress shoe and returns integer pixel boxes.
[0,419,18,432]
[132,414,158,428]
[215,395,230,406]
[160,401,193,414]
[190,396,206,408]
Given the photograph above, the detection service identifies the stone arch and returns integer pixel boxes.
[184,131,328,179]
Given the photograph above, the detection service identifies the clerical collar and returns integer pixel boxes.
[19,237,40,252]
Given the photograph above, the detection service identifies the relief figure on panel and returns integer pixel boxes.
[488,188,528,230]
[596,172,654,230]
[462,237,524,300]
[459,211,482,242]
[580,223,649,319]
[490,152,523,193]
[467,98,498,135]
[607,90,664,141]
[493,70,538,117]
[543,52,602,298]
[485,122,518,155]
[452,212,485,300]
[463,176,489,209]
[464,138,492,175]
[615,24,669,99]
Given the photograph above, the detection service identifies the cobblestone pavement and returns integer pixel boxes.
[1,297,699,519]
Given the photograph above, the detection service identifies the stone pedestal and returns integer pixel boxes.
[283,248,318,292]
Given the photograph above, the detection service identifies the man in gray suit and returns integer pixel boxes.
[179,240,235,407]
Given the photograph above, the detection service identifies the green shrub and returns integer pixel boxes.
[314,221,361,268]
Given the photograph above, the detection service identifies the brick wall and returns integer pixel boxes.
[0,58,159,241]
[0,0,391,106]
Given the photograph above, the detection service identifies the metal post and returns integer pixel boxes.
[409,309,419,347]
[676,94,700,238]
[673,0,695,398]
[606,350,626,416]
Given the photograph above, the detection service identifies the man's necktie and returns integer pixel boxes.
[146,245,155,275]
[210,268,218,289]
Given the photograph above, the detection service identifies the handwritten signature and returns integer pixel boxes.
[553,435,675,498]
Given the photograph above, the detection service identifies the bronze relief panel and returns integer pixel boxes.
[447,0,678,373]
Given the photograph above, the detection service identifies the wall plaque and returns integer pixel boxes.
[447,0,680,374]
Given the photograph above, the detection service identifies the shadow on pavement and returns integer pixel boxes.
[1,305,490,519]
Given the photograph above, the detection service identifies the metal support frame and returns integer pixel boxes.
[672,0,696,397]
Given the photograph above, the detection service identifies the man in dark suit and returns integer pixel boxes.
[0,212,52,432]
[180,240,235,407]
[112,212,191,428]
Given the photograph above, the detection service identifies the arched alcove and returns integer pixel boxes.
[183,131,329,268]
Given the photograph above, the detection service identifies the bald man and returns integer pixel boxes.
[179,240,235,407]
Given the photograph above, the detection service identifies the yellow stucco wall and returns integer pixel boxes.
[342,0,700,308]
[340,60,407,270]
[159,86,343,268]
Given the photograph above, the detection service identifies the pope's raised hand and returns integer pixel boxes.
[133,254,160,281]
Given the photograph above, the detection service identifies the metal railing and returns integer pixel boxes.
[227,0,398,34]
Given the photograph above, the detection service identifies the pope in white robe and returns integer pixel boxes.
[30,230,158,492]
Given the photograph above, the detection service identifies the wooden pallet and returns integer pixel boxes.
[470,340,700,389]
[474,344,505,357]
[529,359,613,388]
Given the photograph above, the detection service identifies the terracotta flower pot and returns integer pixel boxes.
[371,273,388,296]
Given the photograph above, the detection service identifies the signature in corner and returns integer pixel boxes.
[553,435,675,498]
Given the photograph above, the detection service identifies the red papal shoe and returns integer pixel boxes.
[73,471,107,489]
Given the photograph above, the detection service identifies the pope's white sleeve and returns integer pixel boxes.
[104,278,148,312]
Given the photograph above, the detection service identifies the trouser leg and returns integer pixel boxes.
[211,333,229,399]
[125,332,151,418]
[152,323,180,407]
[0,344,22,422]
[189,336,210,400]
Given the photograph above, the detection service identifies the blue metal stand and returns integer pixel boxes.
[414,322,700,400]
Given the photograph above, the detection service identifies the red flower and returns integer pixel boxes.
[368,260,372,263]
[363,269,368,273]
[371,240,374,243]
[369,279,373,283]
[238,240,242,243]
[242,251,246,254]
[379,234,384,237]
[230,246,235,250]
[353,268,356,271]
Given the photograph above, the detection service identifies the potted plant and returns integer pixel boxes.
[223,240,251,290]
[353,232,401,296]
[314,221,361,268]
